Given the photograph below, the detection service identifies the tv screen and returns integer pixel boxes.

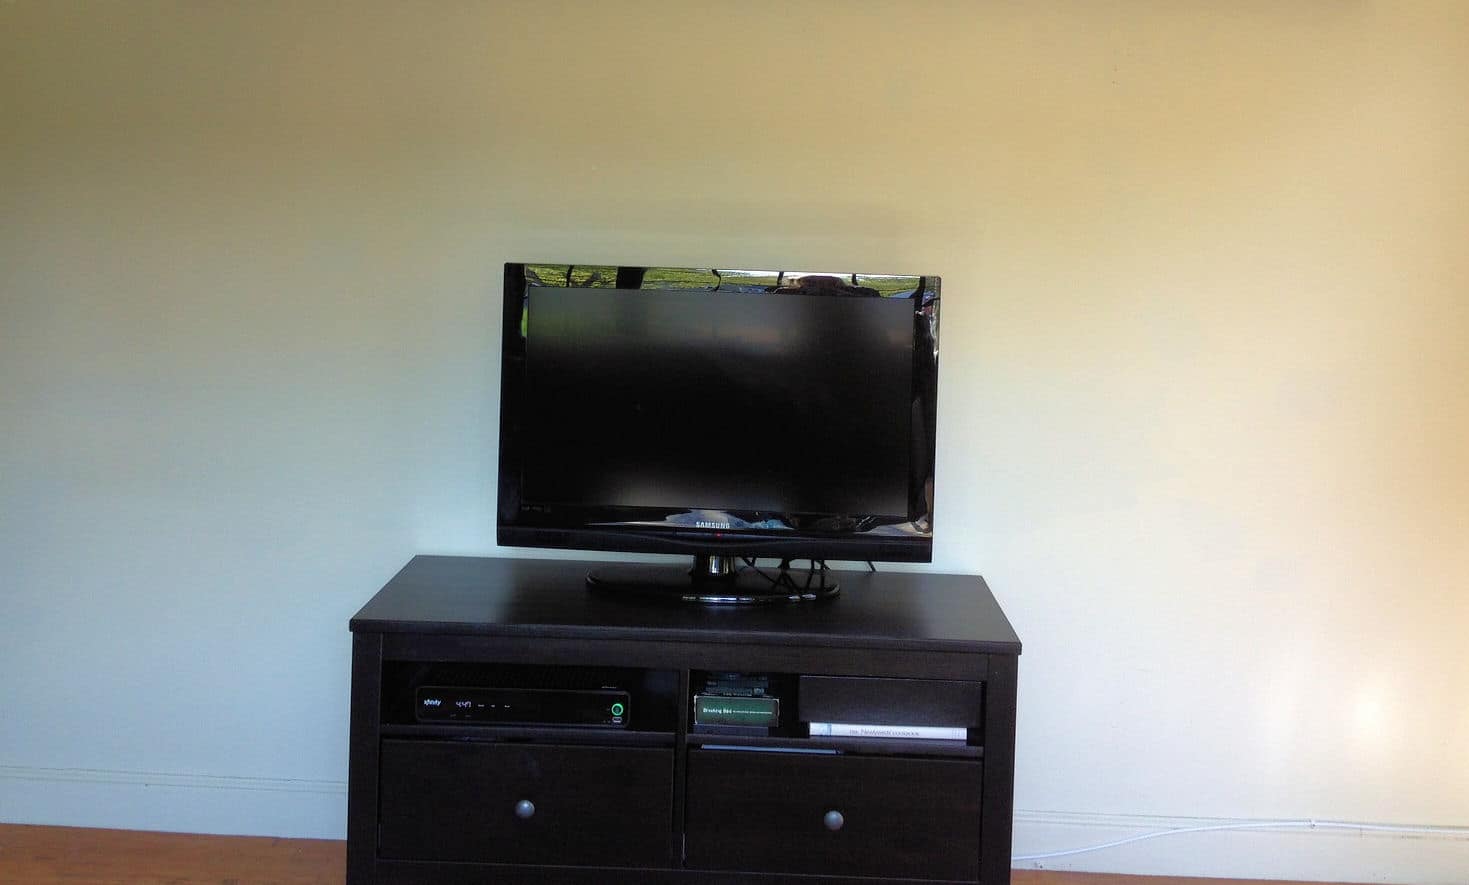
[497,264,941,581]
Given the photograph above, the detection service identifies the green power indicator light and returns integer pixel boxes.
[610,702,625,717]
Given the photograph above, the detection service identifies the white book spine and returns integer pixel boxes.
[807,722,967,741]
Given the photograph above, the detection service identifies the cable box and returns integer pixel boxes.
[415,686,629,727]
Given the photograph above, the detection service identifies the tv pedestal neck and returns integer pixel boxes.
[347,554,1022,884]
[585,554,841,603]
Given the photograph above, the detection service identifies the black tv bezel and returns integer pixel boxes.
[496,262,940,564]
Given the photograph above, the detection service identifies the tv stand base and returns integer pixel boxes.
[586,557,839,604]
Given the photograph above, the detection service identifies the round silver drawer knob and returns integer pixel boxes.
[514,799,535,819]
[823,809,845,831]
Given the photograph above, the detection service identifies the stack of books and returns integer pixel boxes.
[806,721,966,741]
[692,672,780,736]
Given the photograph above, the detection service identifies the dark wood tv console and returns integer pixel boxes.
[348,556,1021,884]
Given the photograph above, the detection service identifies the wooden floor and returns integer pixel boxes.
[0,825,342,884]
[0,824,1344,885]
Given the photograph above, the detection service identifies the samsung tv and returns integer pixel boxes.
[497,263,940,602]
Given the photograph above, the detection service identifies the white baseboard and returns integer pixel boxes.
[0,765,346,840]
[4,766,1466,883]
[1015,809,1469,884]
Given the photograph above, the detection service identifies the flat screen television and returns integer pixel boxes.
[497,263,940,602]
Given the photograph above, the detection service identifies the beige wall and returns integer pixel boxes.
[3,1,1467,877]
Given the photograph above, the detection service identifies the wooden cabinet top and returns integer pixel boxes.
[351,556,1021,655]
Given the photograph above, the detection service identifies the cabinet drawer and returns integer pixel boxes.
[378,739,673,867]
[685,749,981,881]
